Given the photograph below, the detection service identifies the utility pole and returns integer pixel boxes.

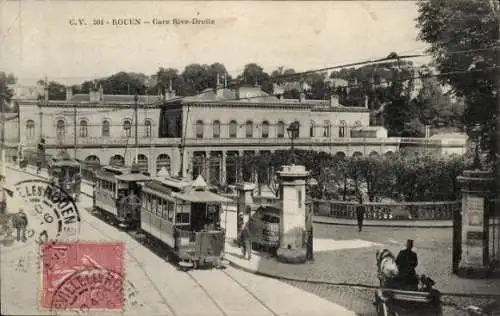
[0,87,6,214]
[134,95,139,164]
[73,99,77,158]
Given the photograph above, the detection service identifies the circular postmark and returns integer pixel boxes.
[10,179,81,243]
[49,267,139,313]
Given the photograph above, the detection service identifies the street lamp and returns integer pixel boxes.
[178,143,184,178]
[287,121,300,164]
[470,124,482,170]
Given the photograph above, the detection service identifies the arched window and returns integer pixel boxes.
[261,121,269,138]
[156,154,171,173]
[339,120,346,138]
[245,121,253,138]
[102,120,110,137]
[137,154,148,172]
[229,120,237,138]
[56,120,65,137]
[110,154,125,166]
[144,119,152,137]
[323,120,331,137]
[195,120,204,138]
[309,121,315,137]
[277,121,285,138]
[213,120,220,138]
[123,120,132,137]
[79,120,88,137]
[26,120,35,138]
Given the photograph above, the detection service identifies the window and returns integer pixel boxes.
[156,154,171,174]
[56,120,65,137]
[79,120,88,137]
[277,121,285,138]
[145,119,152,137]
[339,120,346,138]
[151,197,158,216]
[26,120,35,138]
[176,209,190,224]
[229,120,237,138]
[123,120,132,137]
[261,121,269,138]
[309,121,315,137]
[167,201,174,221]
[323,120,331,137]
[213,120,220,138]
[245,121,253,138]
[102,120,110,137]
[195,120,204,138]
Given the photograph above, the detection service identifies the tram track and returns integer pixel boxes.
[7,167,179,316]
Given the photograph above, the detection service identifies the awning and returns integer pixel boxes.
[173,190,233,204]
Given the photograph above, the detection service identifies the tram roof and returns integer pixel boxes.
[115,173,151,182]
[172,190,234,204]
[49,158,81,167]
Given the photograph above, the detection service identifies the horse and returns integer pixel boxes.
[376,249,399,288]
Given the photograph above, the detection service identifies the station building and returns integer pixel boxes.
[5,80,467,185]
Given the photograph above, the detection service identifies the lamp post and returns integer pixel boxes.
[287,121,300,164]
[470,124,482,170]
[134,95,139,165]
[178,143,184,178]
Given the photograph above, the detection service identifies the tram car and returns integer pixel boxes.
[93,164,151,229]
[47,154,82,201]
[140,175,232,269]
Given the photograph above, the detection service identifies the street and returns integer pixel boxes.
[1,166,356,316]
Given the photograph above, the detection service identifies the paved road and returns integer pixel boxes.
[1,166,356,316]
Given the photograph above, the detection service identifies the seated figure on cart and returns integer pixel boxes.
[395,239,419,291]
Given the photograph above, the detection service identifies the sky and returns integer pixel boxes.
[0,1,431,86]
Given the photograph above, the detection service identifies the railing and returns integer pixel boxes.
[311,199,460,220]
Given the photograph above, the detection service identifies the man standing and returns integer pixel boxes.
[239,224,252,260]
[396,239,419,289]
[356,202,365,232]
[12,209,28,242]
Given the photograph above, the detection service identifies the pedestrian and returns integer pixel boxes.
[396,239,419,290]
[356,202,365,232]
[239,224,252,260]
[12,209,28,242]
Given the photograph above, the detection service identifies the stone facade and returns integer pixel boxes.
[7,84,468,185]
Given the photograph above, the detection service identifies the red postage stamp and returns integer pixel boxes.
[40,242,124,311]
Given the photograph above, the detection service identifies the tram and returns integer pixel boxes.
[140,174,231,269]
[47,154,82,201]
[93,164,151,228]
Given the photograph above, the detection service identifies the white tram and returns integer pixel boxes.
[93,165,151,228]
[140,175,232,269]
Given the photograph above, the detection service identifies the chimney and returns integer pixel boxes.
[65,87,72,101]
[330,94,340,107]
[299,92,306,103]
[44,77,49,103]
[89,81,99,103]
[216,73,224,98]
[364,95,369,109]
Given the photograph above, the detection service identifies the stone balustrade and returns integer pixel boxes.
[311,199,459,220]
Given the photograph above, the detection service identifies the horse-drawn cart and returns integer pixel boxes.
[375,249,442,316]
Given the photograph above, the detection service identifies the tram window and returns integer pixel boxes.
[176,213,190,225]
[144,193,150,211]
[167,202,174,222]
[151,198,158,215]
[162,200,169,219]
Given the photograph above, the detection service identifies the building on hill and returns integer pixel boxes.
[7,78,468,186]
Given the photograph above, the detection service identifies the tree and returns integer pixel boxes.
[0,72,17,112]
[239,63,272,93]
[181,64,211,95]
[416,0,499,162]
[152,67,184,95]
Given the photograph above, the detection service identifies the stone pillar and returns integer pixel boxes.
[456,170,495,277]
[276,164,309,263]
[236,183,255,239]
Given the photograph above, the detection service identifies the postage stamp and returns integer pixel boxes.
[7,179,81,244]
[40,242,124,311]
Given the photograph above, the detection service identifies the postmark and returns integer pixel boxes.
[10,179,81,243]
[41,242,124,311]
